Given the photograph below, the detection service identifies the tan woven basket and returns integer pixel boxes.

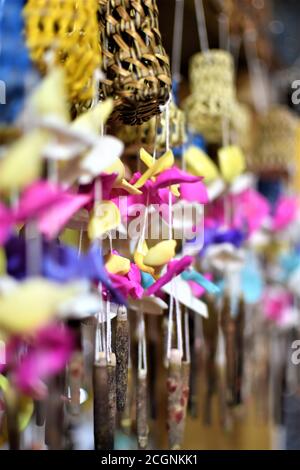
[184,50,236,143]
[249,106,298,175]
[98,0,171,125]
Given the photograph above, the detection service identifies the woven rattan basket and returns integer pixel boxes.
[249,106,298,176]
[115,101,186,152]
[98,0,171,125]
[23,0,101,104]
[184,50,236,143]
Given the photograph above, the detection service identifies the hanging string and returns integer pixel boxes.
[194,0,209,54]
[138,313,147,374]
[243,29,269,114]
[167,283,175,362]
[218,13,230,52]
[184,310,191,363]
[171,0,185,83]
[175,292,183,359]
[106,299,112,364]
[152,114,159,162]
[77,228,83,258]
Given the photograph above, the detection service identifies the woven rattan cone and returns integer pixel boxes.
[98,0,171,125]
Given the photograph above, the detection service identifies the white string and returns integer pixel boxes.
[167,281,175,362]
[152,114,159,162]
[77,229,83,258]
[165,99,171,152]
[175,292,183,358]
[138,313,147,374]
[100,308,106,355]
[106,299,112,363]
[184,310,191,363]
[218,13,230,52]
[243,29,269,114]
[172,0,185,82]
[194,0,209,54]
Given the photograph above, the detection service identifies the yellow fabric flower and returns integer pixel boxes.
[134,148,174,189]
[0,279,81,334]
[29,67,70,123]
[134,240,177,278]
[218,145,246,184]
[0,375,34,446]
[0,130,49,193]
[88,201,121,239]
[143,240,177,266]
[105,254,131,276]
[184,146,219,183]
[71,99,114,135]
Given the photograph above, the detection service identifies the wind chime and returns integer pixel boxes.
[97,0,172,125]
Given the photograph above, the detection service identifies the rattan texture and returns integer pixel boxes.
[249,106,298,175]
[184,50,236,143]
[116,101,185,150]
[98,0,171,125]
[23,0,101,104]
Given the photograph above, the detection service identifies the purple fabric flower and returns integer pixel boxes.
[4,236,125,305]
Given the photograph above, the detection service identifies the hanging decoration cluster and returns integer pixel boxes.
[0,0,300,453]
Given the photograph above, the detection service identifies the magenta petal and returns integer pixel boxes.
[232,189,270,234]
[153,168,201,191]
[146,256,193,296]
[38,192,92,239]
[180,181,208,204]
[14,325,74,397]
[15,181,64,221]
[273,196,298,231]
[110,263,143,299]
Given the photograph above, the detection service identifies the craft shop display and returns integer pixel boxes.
[0,0,300,453]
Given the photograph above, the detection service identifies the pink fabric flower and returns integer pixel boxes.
[109,262,144,299]
[1,324,74,399]
[232,189,270,234]
[263,288,292,324]
[146,256,193,296]
[273,196,298,231]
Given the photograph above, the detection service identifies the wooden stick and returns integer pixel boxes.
[176,360,190,446]
[202,296,219,425]
[235,297,245,405]
[167,348,183,450]
[45,373,65,450]
[120,360,133,435]
[107,353,117,450]
[93,352,109,450]
[220,295,236,406]
[136,369,149,450]
[5,388,20,450]
[115,306,129,412]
